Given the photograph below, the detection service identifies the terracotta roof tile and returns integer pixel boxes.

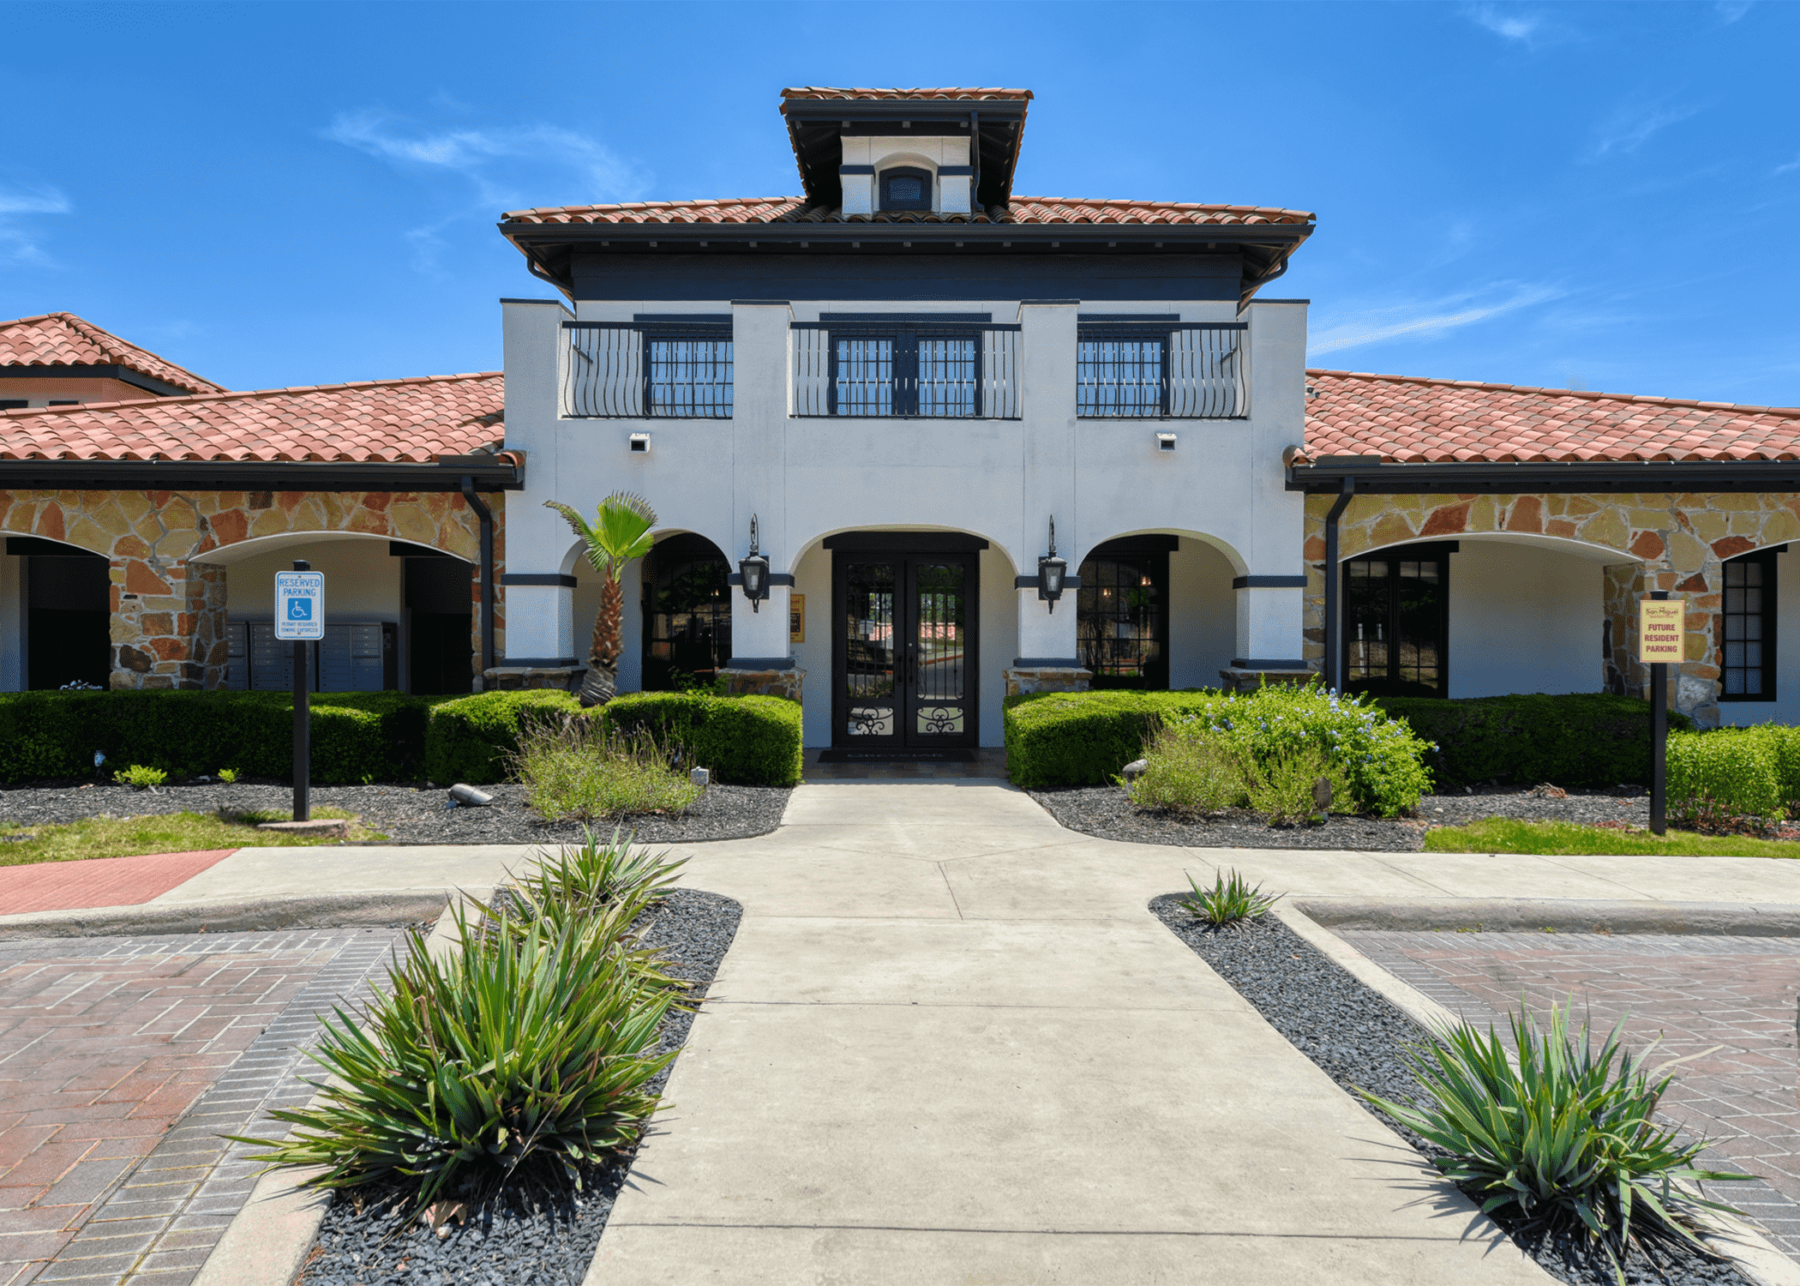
[1302,370,1800,464]
[501,195,1314,227]
[0,312,225,394]
[780,86,1034,102]
[0,372,502,464]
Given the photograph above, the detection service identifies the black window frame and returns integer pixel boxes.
[798,322,1018,418]
[879,167,933,213]
[1077,535,1175,690]
[561,320,733,419]
[1076,320,1248,419]
[1340,542,1454,700]
[641,533,732,691]
[1720,546,1781,702]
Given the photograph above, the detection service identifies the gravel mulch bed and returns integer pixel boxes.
[1032,783,1653,850]
[1151,898,1753,1286]
[296,886,742,1286]
[0,780,790,844]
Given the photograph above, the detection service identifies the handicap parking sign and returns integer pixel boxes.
[274,571,325,640]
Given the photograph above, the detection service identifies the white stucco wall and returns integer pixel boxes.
[1446,541,1603,698]
[792,542,832,747]
[1719,549,1799,727]
[1167,538,1236,689]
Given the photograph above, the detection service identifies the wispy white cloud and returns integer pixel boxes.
[324,111,648,213]
[1715,0,1754,23]
[1592,100,1704,157]
[1773,154,1800,177]
[1308,284,1564,357]
[1464,3,1542,43]
[0,183,71,265]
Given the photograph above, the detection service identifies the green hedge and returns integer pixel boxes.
[1372,693,1694,790]
[599,692,804,787]
[421,690,580,785]
[0,690,439,785]
[1667,725,1800,820]
[1003,685,1433,815]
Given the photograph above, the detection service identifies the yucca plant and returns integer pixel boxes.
[545,492,657,708]
[1180,868,1282,928]
[1359,1003,1750,1283]
[236,905,676,1211]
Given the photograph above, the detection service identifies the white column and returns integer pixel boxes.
[1015,300,1080,665]
[500,297,578,663]
[727,300,794,665]
[1233,584,1306,666]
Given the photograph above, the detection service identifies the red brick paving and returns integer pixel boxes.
[1343,930,1800,1257]
[0,852,235,916]
[0,932,382,1284]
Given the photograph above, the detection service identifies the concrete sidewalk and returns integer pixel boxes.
[22,780,1800,1284]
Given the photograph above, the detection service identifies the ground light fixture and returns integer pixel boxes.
[1038,516,1067,612]
[739,514,770,612]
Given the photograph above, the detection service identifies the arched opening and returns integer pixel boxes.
[1073,530,1246,692]
[5,535,110,690]
[639,532,732,691]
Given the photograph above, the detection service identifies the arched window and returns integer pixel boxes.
[642,534,732,690]
[879,168,932,213]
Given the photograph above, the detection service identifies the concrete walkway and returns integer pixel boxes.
[18,780,1800,1283]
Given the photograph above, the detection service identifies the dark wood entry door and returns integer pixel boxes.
[832,552,978,749]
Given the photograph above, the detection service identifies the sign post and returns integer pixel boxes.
[275,562,324,822]
[1638,592,1684,835]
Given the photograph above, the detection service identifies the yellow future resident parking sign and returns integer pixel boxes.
[1638,598,1685,664]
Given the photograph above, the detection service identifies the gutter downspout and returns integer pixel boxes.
[1322,476,1355,692]
[461,476,496,689]
[970,110,981,209]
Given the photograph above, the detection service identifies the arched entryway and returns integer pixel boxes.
[5,535,110,690]
[639,532,732,691]
[1074,530,1244,691]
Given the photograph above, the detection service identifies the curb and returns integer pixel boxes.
[1294,897,1800,937]
[190,900,469,1286]
[0,890,456,940]
[1278,903,1800,1286]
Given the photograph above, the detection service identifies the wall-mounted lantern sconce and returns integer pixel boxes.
[629,433,650,454]
[738,514,770,612]
[1038,516,1068,613]
[1156,432,1177,452]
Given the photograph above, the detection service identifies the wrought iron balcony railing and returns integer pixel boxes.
[792,321,1022,419]
[562,320,733,418]
[1077,321,1247,419]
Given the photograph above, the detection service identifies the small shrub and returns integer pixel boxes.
[1179,869,1281,928]
[499,827,686,939]
[424,689,580,785]
[216,768,238,784]
[1667,727,1787,821]
[240,908,676,1210]
[1359,1002,1750,1278]
[113,764,166,789]
[1240,742,1350,826]
[511,720,702,821]
[599,692,802,787]
[1125,724,1243,814]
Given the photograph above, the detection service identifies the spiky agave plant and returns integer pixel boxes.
[545,492,657,707]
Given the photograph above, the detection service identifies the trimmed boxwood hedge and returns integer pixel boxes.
[1667,724,1800,820]
[1372,693,1694,790]
[422,689,804,787]
[598,692,804,787]
[0,690,439,785]
[1005,690,1222,789]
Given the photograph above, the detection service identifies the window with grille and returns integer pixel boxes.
[791,321,1019,418]
[1721,549,1779,700]
[1342,545,1451,699]
[562,321,732,418]
[1077,537,1173,689]
[1076,322,1247,418]
[642,535,732,691]
[880,168,932,212]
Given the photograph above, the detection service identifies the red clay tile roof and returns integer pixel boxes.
[1303,369,1800,464]
[501,195,1314,227]
[0,312,225,395]
[780,86,1033,102]
[0,372,503,464]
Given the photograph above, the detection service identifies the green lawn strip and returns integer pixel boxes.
[1423,817,1800,859]
[0,807,380,868]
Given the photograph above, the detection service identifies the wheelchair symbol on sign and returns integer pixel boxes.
[287,598,313,621]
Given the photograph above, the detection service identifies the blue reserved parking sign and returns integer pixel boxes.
[274,570,325,640]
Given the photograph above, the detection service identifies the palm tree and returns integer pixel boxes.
[545,492,657,707]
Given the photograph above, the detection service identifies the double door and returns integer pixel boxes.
[833,551,978,750]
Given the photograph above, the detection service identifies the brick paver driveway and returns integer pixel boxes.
[0,928,405,1286]
[1343,930,1800,1260]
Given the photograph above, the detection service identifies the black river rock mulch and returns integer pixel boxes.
[0,779,790,844]
[1032,783,1654,851]
[295,886,741,1286]
[1151,898,1753,1286]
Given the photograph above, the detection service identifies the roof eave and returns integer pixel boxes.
[0,455,525,493]
[1287,458,1800,494]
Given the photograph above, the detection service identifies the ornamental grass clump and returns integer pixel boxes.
[511,718,702,821]
[1179,868,1282,929]
[1359,1002,1750,1283]
[1126,723,1243,814]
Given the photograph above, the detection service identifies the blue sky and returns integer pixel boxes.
[3,1,1797,406]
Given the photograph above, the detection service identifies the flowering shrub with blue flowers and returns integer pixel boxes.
[1005,683,1433,815]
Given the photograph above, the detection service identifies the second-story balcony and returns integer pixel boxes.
[562,320,734,418]
[1077,321,1248,419]
[792,319,1022,419]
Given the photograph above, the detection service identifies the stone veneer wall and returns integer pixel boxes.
[0,488,505,690]
[1303,490,1800,726]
